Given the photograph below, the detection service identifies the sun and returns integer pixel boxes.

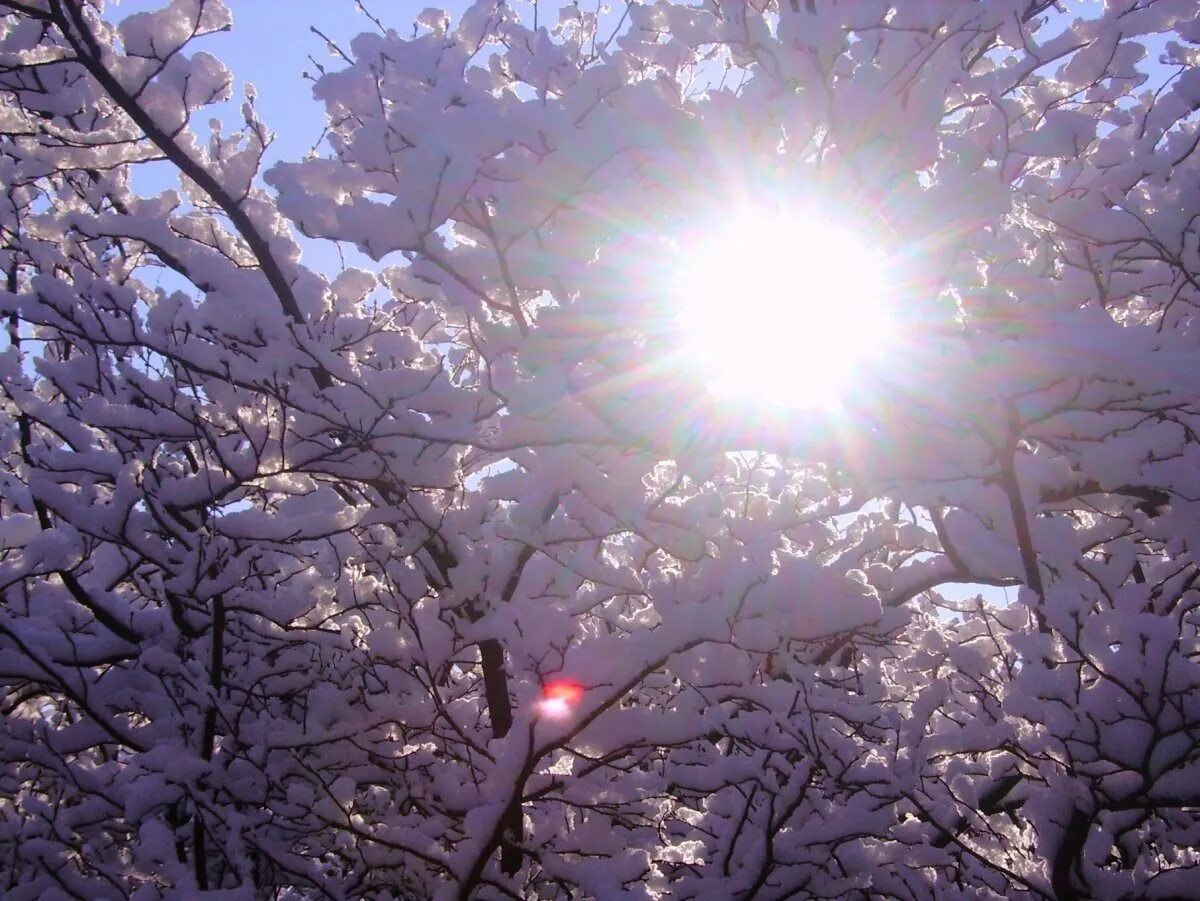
[669,205,892,409]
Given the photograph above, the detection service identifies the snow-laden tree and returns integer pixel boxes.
[2,0,1200,897]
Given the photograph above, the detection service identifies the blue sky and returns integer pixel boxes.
[109,1,447,277]
[110,0,438,171]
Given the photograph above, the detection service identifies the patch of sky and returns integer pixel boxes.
[111,0,400,275]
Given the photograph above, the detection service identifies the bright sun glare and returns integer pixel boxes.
[671,206,892,409]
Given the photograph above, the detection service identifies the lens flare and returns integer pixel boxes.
[536,679,584,719]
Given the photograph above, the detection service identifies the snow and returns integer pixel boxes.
[2,0,1199,896]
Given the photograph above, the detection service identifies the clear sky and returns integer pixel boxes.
[108,1,457,276]
[110,0,445,171]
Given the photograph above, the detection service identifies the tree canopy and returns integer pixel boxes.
[2,0,1200,898]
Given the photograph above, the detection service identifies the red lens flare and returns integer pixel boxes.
[537,679,584,719]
